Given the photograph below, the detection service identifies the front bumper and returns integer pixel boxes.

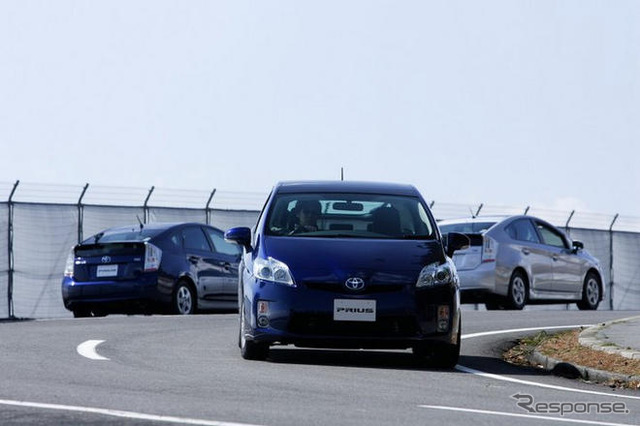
[244,279,460,349]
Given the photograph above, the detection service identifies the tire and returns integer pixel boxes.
[239,300,269,361]
[412,317,461,369]
[73,307,92,318]
[172,281,196,315]
[484,298,503,310]
[506,270,527,310]
[577,272,601,310]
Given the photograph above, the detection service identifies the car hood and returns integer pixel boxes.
[259,236,444,285]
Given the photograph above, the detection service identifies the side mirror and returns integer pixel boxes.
[224,227,253,252]
[445,232,470,258]
[572,240,584,253]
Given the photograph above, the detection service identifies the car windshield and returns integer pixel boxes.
[438,221,496,235]
[265,193,435,239]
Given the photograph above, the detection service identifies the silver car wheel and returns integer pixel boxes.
[176,285,193,314]
[586,277,600,306]
[511,276,526,306]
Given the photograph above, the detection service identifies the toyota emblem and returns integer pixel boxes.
[101,256,111,263]
[345,277,365,291]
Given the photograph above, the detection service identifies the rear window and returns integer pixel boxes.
[439,222,496,235]
[84,227,164,244]
[265,192,435,239]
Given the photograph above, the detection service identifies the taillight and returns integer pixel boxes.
[481,236,497,263]
[144,243,162,272]
[64,247,75,277]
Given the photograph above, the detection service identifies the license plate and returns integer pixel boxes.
[96,264,118,278]
[333,299,376,322]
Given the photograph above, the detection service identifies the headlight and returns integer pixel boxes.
[253,256,295,286]
[416,259,457,288]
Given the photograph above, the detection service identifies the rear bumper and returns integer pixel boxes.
[458,262,499,302]
[61,274,171,311]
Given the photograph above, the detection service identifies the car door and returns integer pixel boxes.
[504,218,554,292]
[534,221,583,295]
[181,225,225,300]
[203,226,242,301]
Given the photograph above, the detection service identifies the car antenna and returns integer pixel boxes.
[93,232,104,244]
[136,214,145,231]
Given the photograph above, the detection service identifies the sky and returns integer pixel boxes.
[1,1,639,217]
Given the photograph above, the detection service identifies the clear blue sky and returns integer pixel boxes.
[1,1,639,216]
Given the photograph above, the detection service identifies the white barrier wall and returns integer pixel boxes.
[0,204,8,318]
[1,201,638,319]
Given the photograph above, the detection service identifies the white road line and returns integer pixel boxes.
[0,399,263,426]
[461,324,593,340]
[76,340,109,361]
[419,405,637,426]
[458,325,640,401]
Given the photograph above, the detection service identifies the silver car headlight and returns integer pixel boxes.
[416,259,458,288]
[253,256,295,286]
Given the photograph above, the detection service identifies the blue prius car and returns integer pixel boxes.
[62,222,242,317]
[224,181,469,367]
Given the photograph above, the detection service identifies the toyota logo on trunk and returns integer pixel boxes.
[345,277,365,291]
[101,256,111,263]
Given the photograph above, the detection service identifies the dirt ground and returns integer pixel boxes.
[503,328,640,389]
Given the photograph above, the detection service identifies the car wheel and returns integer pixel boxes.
[506,270,527,310]
[73,307,92,318]
[577,272,601,310]
[172,281,196,315]
[239,300,269,361]
[484,298,503,310]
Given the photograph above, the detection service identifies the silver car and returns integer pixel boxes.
[437,215,604,310]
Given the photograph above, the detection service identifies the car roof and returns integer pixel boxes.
[274,180,420,196]
[437,215,509,225]
[103,222,207,233]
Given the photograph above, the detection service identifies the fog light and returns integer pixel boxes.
[257,300,269,328]
[437,305,450,332]
[257,316,269,327]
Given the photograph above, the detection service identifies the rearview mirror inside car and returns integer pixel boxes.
[332,202,364,211]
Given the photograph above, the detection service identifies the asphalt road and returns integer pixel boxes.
[1,310,639,426]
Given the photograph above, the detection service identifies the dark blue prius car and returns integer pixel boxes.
[225,181,469,367]
[62,222,242,317]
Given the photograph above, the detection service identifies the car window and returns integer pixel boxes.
[535,222,568,249]
[265,193,435,239]
[205,228,242,256]
[505,219,540,243]
[183,227,213,252]
[439,222,496,235]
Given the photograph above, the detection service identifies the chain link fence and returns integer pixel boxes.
[1,181,639,319]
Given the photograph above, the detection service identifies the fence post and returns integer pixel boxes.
[143,186,155,224]
[565,210,575,235]
[77,183,89,243]
[608,214,619,310]
[7,180,19,319]
[205,189,216,225]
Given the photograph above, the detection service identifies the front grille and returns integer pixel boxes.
[304,281,405,295]
[289,312,418,337]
